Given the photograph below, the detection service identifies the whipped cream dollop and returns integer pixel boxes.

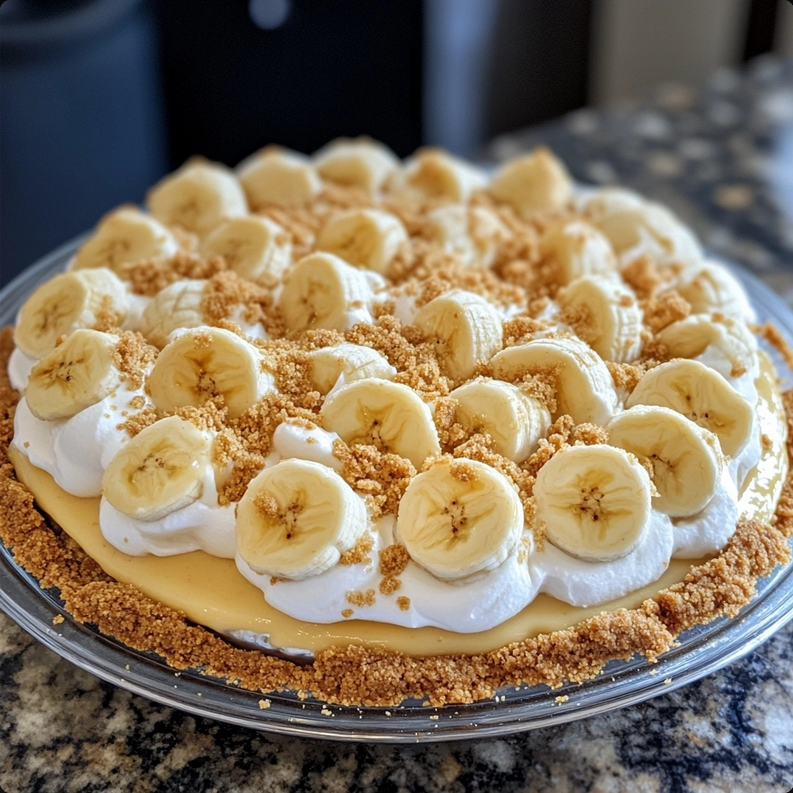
[13,389,138,498]
[100,468,236,559]
[236,515,539,632]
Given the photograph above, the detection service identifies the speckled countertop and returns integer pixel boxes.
[3,56,793,793]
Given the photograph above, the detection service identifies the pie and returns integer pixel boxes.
[1,140,791,707]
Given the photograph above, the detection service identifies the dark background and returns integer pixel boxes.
[0,0,785,284]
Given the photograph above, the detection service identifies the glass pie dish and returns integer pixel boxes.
[1,237,793,743]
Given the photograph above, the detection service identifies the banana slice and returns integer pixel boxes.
[491,336,619,425]
[655,314,757,373]
[538,220,618,285]
[673,262,755,323]
[534,444,652,562]
[607,405,722,517]
[320,378,441,468]
[147,159,248,237]
[582,188,702,267]
[424,205,508,268]
[625,359,753,457]
[72,207,180,273]
[102,416,213,522]
[236,458,368,579]
[14,268,129,359]
[309,343,397,394]
[278,252,373,332]
[315,209,408,274]
[395,458,524,581]
[148,327,272,418]
[201,215,291,283]
[556,274,643,362]
[489,147,574,216]
[450,377,551,463]
[388,148,487,204]
[413,289,503,382]
[25,329,122,421]
[313,136,399,194]
[237,148,322,208]
[139,279,207,348]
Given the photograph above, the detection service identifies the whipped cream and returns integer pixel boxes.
[7,348,35,393]
[100,467,236,559]
[12,388,139,498]
[532,511,674,608]
[236,514,540,633]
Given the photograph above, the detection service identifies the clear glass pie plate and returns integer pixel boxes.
[2,238,793,743]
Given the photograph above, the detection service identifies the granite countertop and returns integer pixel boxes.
[3,56,793,793]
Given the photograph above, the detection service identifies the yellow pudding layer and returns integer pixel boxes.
[10,353,787,657]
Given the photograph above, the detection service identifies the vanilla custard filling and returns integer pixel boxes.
[8,348,788,653]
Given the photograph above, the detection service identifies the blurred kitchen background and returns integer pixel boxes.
[1,0,792,281]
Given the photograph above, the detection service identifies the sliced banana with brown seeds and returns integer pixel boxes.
[102,416,214,522]
[414,289,503,382]
[673,262,755,323]
[533,444,652,562]
[139,279,208,348]
[14,268,129,359]
[538,220,618,285]
[147,159,248,237]
[201,215,291,284]
[278,252,374,333]
[313,137,399,194]
[320,378,441,469]
[607,405,723,517]
[72,207,180,273]
[654,314,758,375]
[395,458,524,581]
[316,209,408,274]
[236,458,369,580]
[237,148,322,208]
[490,336,620,425]
[25,329,123,421]
[388,148,487,204]
[625,358,754,458]
[556,274,643,362]
[489,147,574,216]
[582,188,703,267]
[423,205,508,268]
[449,378,551,463]
[148,326,273,418]
[308,343,397,394]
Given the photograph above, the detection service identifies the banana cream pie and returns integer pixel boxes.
[1,141,792,707]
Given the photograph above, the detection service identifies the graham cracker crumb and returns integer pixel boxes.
[621,256,663,299]
[396,596,411,611]
[339,533,374,566]
[642,290,691,333]
[112,332,158,391]
[758,322,793,374]
[120,252,227,296]
[345,589,376,608]
[334,440,416,518]
[379,544,410,578]
[379,577,401,595]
